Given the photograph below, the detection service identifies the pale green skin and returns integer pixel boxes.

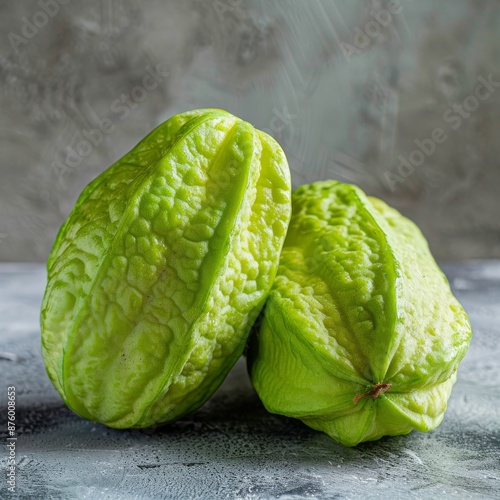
[248,180,472,447]
[41,108,291,428]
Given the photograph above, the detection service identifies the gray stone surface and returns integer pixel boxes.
[1,0,500,262]
[0,262,499,499]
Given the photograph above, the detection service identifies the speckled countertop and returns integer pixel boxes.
[1,262,499,499]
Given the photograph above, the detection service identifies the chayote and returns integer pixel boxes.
[248,180,472,447]
[41,108,291,428]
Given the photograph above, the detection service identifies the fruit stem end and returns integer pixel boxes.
[353,382,392,404]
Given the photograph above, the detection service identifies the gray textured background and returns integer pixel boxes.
[1,0,499,262]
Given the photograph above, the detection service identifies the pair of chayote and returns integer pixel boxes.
[41,109,472,446]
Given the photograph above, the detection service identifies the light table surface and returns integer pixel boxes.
[0,262,499,499]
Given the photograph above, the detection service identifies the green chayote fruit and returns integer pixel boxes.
[248,180,472,447]
[41,108,291,428]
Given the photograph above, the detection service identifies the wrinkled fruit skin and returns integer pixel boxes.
[248,180,472,447]
[41,109,291,428]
